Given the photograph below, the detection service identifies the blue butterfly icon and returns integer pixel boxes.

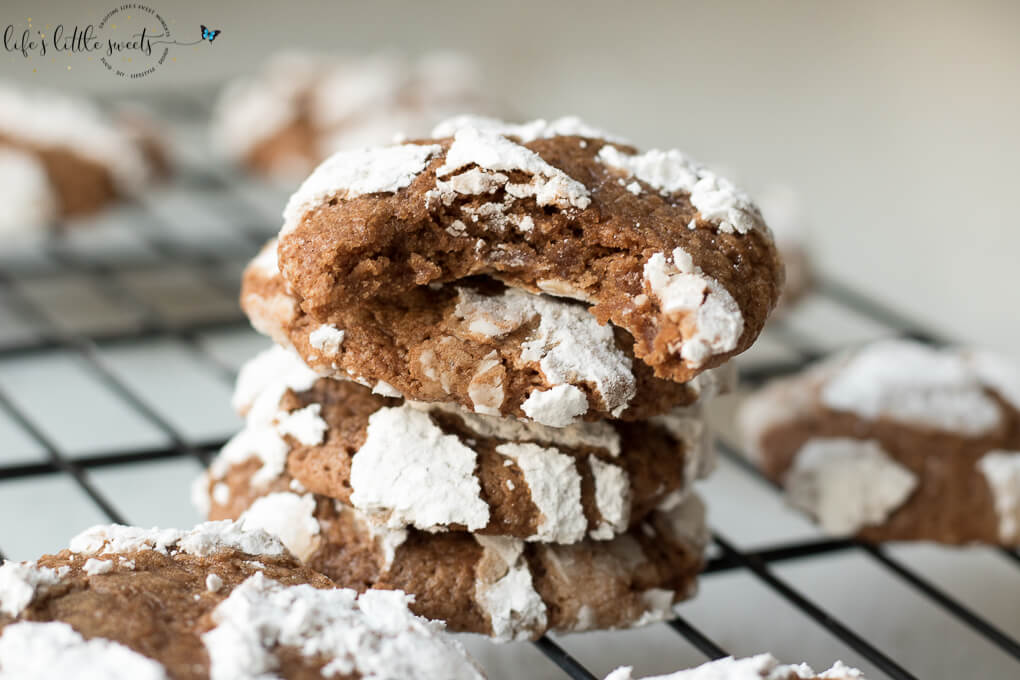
[201,25,221,42]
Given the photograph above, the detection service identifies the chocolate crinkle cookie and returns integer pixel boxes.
[0,82,164,233]
[740,339,1020,545]
[0,521,484,679]
[275,115,783,388]
[243,238,734,425]
[200,473,708,642]
[198,345,715,543]
[604,654,866,680]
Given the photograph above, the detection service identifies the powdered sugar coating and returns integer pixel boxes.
[281,142,441,235]
[0,562,70,616]
[82,558,114,576]
[231,345,320,421]
[349,405,490,531]
[821,340,1002,436]
[521,385,590,427]
[0,148,55,236]
[603,654,865,680]
[644,248,744,366]
[239,492,321,561]
[977,450,1020,542]
[496,442,588,543]
[67,521,286,560]
[786,438,918,535]
[453,287,637,417]
[274,403,328,446]
[203,573,484,680]
[588,457,632,540]
[309,324,346,356]
[435,126,591,210]
[596,144,767,236]
[968,349,1020,413]
[473,536,548,642]
[0,621,169,680]
[432,115,626,144]
[212,423,290,490]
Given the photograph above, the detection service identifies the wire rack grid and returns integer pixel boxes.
[0,98,1017,680]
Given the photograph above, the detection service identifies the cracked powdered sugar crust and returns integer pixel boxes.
[0,621,169,680]
[602,653,865,680]
[786,438,917,535]
[411,401,622,456]
[596,143,767,236]
[454,287,637,418]
[0,562,70,617]
[434,126,591,210]
[977,450,1020,543]
[281,142,442,235]
[644,247,744,367]
[203,573,484,680]
[587,457,631,540]
[239,492,321,562]
[495,442,587,543]
[349,405,490,531]
[820,340,1003,436]
[473,536,548,642]
[67,521,286,560]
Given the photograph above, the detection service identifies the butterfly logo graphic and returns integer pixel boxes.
[201,25,221,42]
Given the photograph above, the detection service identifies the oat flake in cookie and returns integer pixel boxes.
[739,339,1020,545]
[604,654,866,680]
[243,239,733,424]
[275,116,783,384]
[202,475,709,641]
[0,521,483,679]
[199,345,714,543]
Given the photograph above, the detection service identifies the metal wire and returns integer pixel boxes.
[0,152,1017,680]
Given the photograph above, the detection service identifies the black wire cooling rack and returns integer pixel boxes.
[0,97,1017,680]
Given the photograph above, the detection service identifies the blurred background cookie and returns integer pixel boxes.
[211,51,500,183]
[739,339,1020,544]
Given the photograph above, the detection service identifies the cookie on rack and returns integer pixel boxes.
[198,345,713,543]
[0,83,159,222]
[201,472,708,641]
[605,654,865,679]
[212,51,494,181]
[275,116,783,385]
[242,240,733,425]
[739,339,1020,544]
[0,520,484,679]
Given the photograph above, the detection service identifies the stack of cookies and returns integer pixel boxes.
[196,116,784,640]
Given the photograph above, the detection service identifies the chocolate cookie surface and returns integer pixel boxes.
[276,117,782,384]
[204,478,707,641]
[243,240,732,425]
[202,346,713,543]
[0,521,483,680]
[739,339,1020,544]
